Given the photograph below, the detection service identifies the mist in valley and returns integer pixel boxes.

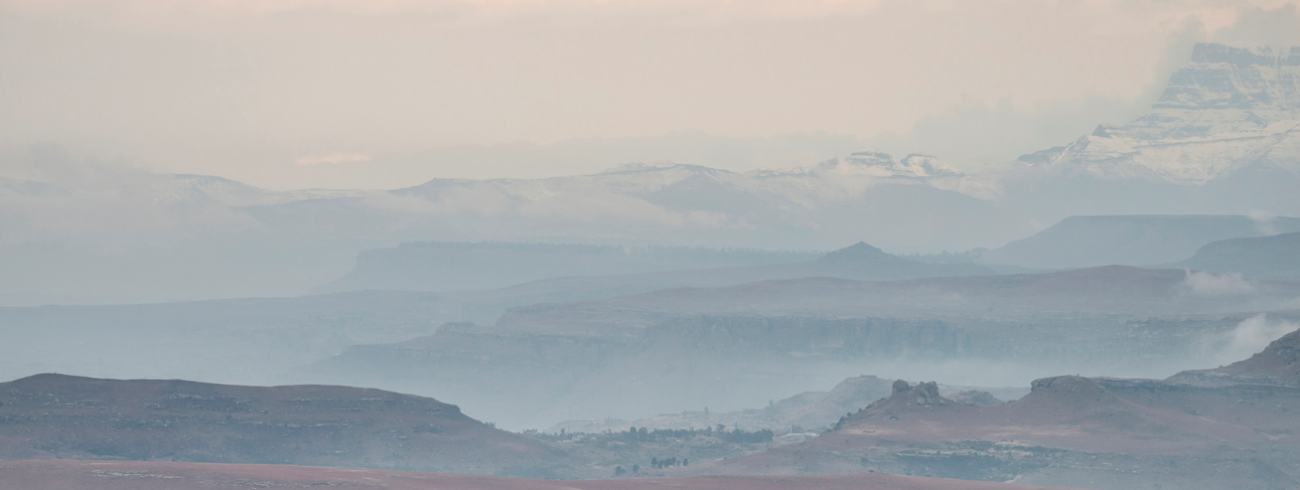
[5,1,1300,489]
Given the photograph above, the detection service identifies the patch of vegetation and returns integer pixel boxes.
[521,425,777,478]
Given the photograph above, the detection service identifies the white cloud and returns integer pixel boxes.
[3,0,1299,189]
[1248,209,1279,236]
[1181,270,1255,296]
[1211,314,1300,365]
[1209,3,1300,47]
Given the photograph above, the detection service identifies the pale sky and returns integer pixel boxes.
[2,0,1298,189]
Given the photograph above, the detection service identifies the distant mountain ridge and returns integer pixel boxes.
[316,241,994,296]
[377,154,1023,252]
[313,242,821,294]
[305,266,1300,428]
[6,43,1300,305]
[1173,231,1300,281]
[1002,43,1300,219]
[979,215,1300,269]
[1014,44,1300,184]
[490,265,1300,338]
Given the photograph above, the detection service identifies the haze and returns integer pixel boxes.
[4,1,1300,489]
[2,0,1298,189]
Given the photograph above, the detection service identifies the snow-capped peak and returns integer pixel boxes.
[844,149,894,167]
[1010,43,1300,185]
[820,149,964,179]
[896,154,963,178]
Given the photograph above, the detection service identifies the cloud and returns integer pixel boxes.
[0,143,143,184]
[860,2,1300,172]
[1210,314,1300,365]
[861,94,1152,173]
[0,144,262,241]
[295,153,373,166]
[1209,3,1300,48]
[1248,209,1279,236]
[0,0,888,25]
[4,0,1299,190]
[1180,270,1255,296]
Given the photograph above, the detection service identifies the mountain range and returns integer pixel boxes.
[4,43,1299,305]
[301,265,1300,428]
[1000,44,1300,219]
[978,215,1300,269]
[319,241,993,296]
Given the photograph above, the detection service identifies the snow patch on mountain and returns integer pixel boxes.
[1016,44,1300,185]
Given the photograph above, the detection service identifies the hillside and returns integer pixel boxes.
[977,215,1300,269]
[548,375,899,433]
[1168,326,1300,388]
[0,374,568,477]
[1174,231,1300,281]
[685,375,1300,489]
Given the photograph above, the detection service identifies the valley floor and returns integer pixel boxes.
[0,460,1082,490]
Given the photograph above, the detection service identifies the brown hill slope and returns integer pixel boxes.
[549,375,898,434]
[0,459,1084,490]
[1168,326,1300,388]
[0,374,567,477]
[684,377,1300,489]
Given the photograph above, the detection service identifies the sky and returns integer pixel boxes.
[2,0,1300,189]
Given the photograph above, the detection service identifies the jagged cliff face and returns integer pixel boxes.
[1145,45,1300,133]
[1017,43,1300,186]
